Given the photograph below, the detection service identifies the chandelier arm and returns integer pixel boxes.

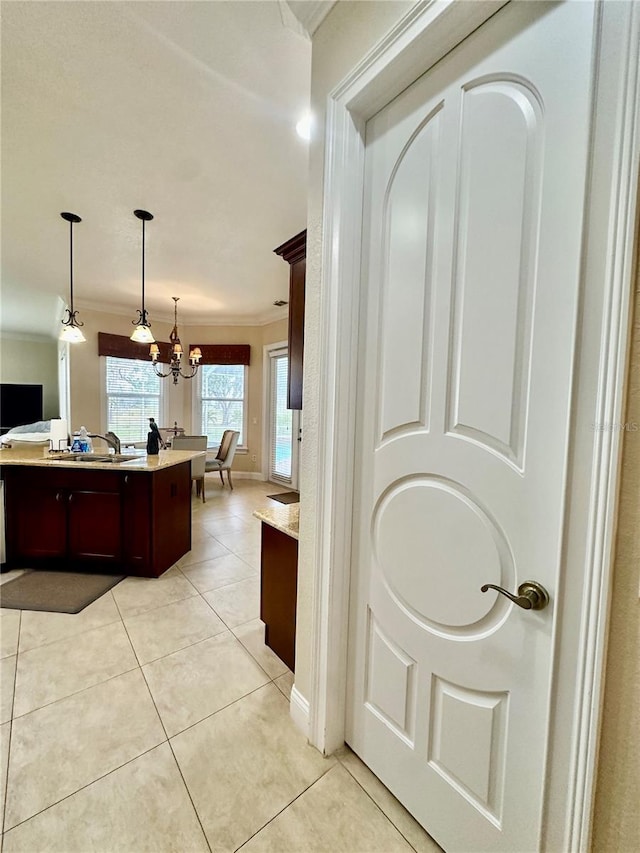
[178,364,200,380]
[132,308,151,328]
[152,363,173,379]
[61,308,84,328]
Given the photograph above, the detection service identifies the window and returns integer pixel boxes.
[105,356,163,442]
[199,364,246,446]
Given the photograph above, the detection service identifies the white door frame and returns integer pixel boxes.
[308,1,640,851]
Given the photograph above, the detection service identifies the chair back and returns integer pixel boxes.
[172,435,207,478]
[220,431,240,469]
[216,429,234,461]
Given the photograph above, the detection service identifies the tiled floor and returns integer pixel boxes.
[0,479,440,852]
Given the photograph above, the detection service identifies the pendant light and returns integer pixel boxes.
[150,297,202,385]
[59,212,86,343]
[130,209,156,343]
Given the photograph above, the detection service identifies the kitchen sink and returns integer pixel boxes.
[49,453,142,464]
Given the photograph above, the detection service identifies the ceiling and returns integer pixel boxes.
[1,1,316,338]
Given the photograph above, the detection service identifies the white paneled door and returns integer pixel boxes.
[346,2,597,851]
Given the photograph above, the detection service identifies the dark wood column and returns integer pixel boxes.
[274,230,306,410]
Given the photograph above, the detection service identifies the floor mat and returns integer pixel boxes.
[0,570,125,613]
[266,492,300,504]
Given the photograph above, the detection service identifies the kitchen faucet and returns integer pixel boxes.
[88,431,121,454]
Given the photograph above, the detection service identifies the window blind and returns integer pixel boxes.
[200,364,245,446]
[105,356,162,442]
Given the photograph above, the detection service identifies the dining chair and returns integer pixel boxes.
[205,430,240,490]
[171,435,207,502]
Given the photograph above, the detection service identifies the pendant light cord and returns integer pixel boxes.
[141,217,146,314]
[69,219,74,312]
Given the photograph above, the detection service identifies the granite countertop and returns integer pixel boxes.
[253,503,299,540]
[0,445,204,472]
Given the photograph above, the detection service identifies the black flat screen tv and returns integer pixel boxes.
[0,383,44,433]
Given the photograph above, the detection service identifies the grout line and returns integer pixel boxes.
[336,749,442,853]
[166,739,213,853]
[0,608,21,849]
[116,589,200,621]
[1,741,167,837]
[14,606,125,657]
[9,663,141,722]
[234,763,338,852]
[181,568,259,597]
[11,590,122,656]
[167,681,273,742]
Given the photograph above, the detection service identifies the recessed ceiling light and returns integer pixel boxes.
[296,113,312,141]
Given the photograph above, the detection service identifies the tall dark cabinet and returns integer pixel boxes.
[274,230,306,410]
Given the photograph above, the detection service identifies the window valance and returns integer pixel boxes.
[98,333,251,366]
[188,344,251,365]
[98,332,173,363]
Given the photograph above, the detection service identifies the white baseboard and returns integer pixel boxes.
[290,685,310,738]
[233,472,266,481]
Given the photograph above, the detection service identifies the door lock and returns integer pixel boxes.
[481,581,550,611]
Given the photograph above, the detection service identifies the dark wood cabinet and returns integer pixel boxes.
[3,461,191,577]
[9,468,67,560]
[259,522,298,671]
[122,471,151,572]
[5,466,121,566]
[67,489,122,562]
[274,230,306,410]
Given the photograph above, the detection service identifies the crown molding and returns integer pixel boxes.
[280,1,337,38]
[74,299,288,328]
[0,330,60,344]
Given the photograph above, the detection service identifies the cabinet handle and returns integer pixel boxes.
[68,493,73,503]
[55,491,63,502]
[124,475,129,484]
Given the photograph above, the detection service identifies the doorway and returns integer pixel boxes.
[266,343,299,489]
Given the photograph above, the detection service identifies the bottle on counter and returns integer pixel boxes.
[71,432,82,452]
[146,418,160,456]
[78,426,92,453]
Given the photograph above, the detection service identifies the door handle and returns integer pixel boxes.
[480,581,550,611]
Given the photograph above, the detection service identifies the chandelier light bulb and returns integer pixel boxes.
[60,324,86,343]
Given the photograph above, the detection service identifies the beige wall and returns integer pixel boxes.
[296,0,415,700]
[0,334,59,420]
[299,0,639,847]
[592,261,640,850]
[69,307,288,473]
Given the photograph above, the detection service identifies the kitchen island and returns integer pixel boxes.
[1,446,204,577]
[254,502,299,671]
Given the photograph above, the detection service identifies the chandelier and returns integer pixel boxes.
[150,297,202,384]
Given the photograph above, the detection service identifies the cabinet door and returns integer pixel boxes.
[122,473,151,574]
[9,479,68,561]
[287,257,305,410]
[150,462,191,575]
[67,490,122,563]
[260,523,298,671]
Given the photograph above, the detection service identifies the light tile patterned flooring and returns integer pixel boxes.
[0,479,440,852]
